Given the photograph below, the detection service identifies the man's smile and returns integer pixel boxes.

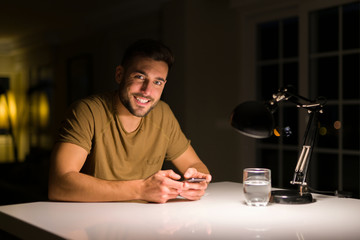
[134,95,151,104]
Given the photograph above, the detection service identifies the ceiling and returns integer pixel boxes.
[0,0,171,49]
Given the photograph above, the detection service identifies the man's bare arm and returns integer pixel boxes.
[48,142,183,203]
[172,145,211,179]
[171,145,212,200]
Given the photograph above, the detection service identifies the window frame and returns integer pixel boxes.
[237,0,359,197]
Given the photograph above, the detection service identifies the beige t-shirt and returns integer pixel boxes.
[57,91,190,181]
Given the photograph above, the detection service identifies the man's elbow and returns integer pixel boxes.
[48,182,61,201]
[48,179,69,202]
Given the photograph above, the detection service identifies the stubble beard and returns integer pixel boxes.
[118,89,157,117]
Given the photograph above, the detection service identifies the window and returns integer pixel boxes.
[257,17,300,189]
[309,2,360,197]
[256,1,360,198]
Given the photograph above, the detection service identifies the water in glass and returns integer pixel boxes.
[244,179,271,206]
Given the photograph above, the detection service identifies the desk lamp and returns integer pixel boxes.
[231,87,326,204]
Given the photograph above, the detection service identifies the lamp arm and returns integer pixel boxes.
[270,87,326,111]
[269,87,325,187]
[291,110,319,186]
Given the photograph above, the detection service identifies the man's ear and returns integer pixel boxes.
[115,65,124,84]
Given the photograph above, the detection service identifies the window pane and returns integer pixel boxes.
[343,154,360,198]
[259,64,279,145]
[258,21,279,60]
[343,2,360,50]
[343,54,360,99]
[283,17,299,58]
[259,64,279,99]
[343,105,360,150]
[260,149,279,186]
[310,7,339,53]
[283,150,299,189]
[310,56,339,100]
[317,105,339,148]
[311,153,338,191]
[283,62,298,88]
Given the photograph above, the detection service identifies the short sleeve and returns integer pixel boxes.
[163,104,190,161]
[57,100,95,153]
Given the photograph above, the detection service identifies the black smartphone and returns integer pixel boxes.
[186,178,206,183]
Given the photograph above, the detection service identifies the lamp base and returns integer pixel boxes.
[270,190,313,204]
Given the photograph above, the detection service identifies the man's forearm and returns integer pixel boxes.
[187,161,210,175]
[48,172,142,202]
[48,169,185,203]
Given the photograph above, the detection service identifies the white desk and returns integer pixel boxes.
[1,182,360,240]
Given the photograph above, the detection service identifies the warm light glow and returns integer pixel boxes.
[7,91,17,125]
[0,94,9,128]
[319,127,327,136]
[334,120,341,130]
[0,91,17,129]
[38,92,49,128]
[31,92,50,129]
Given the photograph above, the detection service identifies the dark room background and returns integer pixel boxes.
[0,0,359,204]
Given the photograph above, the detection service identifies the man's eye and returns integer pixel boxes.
[134,75,145,80]
[154,80,163,86]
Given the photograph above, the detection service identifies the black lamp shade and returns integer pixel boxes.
[230,101,274,139]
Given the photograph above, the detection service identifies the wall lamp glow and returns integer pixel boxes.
[0,80,18,162]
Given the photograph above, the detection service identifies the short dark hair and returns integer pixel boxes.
[121,39,174,70]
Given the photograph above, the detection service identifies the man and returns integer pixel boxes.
[48,39,212,203]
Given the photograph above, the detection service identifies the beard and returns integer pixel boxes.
[118,88,157,117]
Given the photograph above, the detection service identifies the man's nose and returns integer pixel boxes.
[140,80,151,94]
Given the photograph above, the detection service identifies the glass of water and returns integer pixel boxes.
[243,168,271,206]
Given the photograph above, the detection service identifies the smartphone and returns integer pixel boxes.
[186,178,206,183]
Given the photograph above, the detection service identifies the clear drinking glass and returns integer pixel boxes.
[243,168,271,206]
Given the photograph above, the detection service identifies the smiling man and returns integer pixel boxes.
[48,39,211,203]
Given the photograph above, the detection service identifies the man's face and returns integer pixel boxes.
[117,56,168,117]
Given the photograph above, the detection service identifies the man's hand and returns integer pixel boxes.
[140,170,183,203]
[180,168,212,201]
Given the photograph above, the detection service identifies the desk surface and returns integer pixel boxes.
[1,181,360,240]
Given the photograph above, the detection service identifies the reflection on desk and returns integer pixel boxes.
[1,181,360,239]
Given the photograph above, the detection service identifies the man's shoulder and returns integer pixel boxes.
[151,100,172,115]
[81,91,113,105]
[156,100,170,109]
[72,91,114,111]
[145,101,176,128]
